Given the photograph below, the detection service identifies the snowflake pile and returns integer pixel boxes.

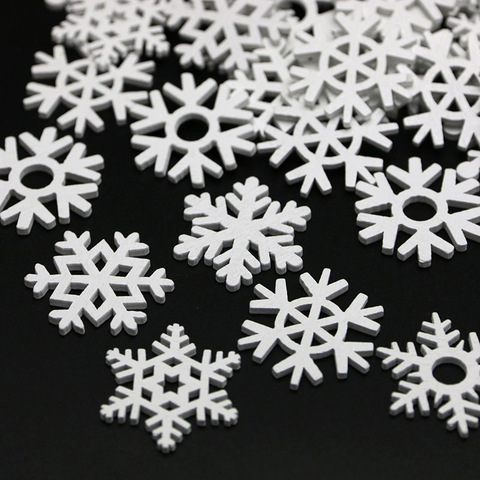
[238,269,383,390]
[129,72,256,188]
[378,313,480,437]
[0,127,103,235]
[173,176,311,291]
[25,231,174,335]
[100,323,240,453]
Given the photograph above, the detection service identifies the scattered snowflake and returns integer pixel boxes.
[238,269,383,390]
[100,323,240,453]
[25,231,174,335]
[0,127,103,235]
[378,313,480,438]
[355,157,480,267]
[173,176,311,291]
[24,45,155,138]
[129,73,256,188]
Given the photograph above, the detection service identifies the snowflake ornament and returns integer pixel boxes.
[25,231,174,335]
[258,108,398,197]
[402,30,480,150]
[24,45,155,138]
[100,323,240,453]
[457,150,480,180]
[173,176,311,291]
[161,0,295,73]
[0,127,103,235]
[355,157,480,267]
[129,73,256,188]
[378,313,480,438]
[238,269,383,390]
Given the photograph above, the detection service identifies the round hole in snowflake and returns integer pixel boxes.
[20,166,54,189]
[433,358,467,385]
[402,196,438,222]
[177,116,210,141]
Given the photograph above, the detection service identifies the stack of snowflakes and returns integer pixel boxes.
[3,0,480,452]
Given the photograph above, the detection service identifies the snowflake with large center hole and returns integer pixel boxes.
[173,176,311,291]
[129,72,256,188]
[24,45,155,138]
[377,313,480,438]
[25,231,174,335]
[100,323,240,453]
[161,0,295,73]
[355,157,480,267]
[237,269,383,390]
[0,127,103,235]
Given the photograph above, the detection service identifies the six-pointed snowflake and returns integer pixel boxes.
[238,269,383,389]
[0,127,103,235]
[25,231,174,335]
[173,176,311,291]
[377,313,480,437]
[100,323,240,453]
[129,72,256,188]
[355,157,480,267]
[24,45,155,137]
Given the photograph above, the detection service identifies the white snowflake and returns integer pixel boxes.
[161,0,295,73]
[100,323,240,453]
[457,150,480,180]
[290,10,415,125]
[258,108,398,197]
[355,157,480,267]
[377,313,480,438]
[0,127,103,235]
[25,231,174,335]
[403,30,480,150]
[173,176,311,291]
[129,73,256,188]
[238,269,383,390]
[51,0,169,69]
[24,45,155,138]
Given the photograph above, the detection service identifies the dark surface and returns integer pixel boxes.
[1,2,480,479]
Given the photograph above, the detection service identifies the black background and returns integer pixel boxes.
[1,2,480,479]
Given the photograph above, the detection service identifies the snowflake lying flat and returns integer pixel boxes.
[24,45,155,138]
[161,0,295,73]
[100,323,240,453]
[0,127,103,235]
[238,269,383,390]
[377,313,480,438]
[129,73,256,188]
[258,108,398,197]
[51,0,169,69]
[25,231,174,335]
[173,176,311,291]
[355,157,480,267]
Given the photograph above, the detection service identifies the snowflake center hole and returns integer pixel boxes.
[402,197,437,221]
[21,167,54,189]
[433,359,467,385]
[177,116,209,141]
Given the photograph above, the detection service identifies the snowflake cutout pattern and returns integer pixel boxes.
[161,0,295,73]
[129,73,256,188]
[100,323,240,453]
[24,45,155,138]
[173,176,311,291]
[238,269,383,390]
[403,30,480,150]
[25,231,174,335]
[51,0,169,69]
[0,127,103,235]
[377,313,480,438]
[355,157,480,267]
[258,108,398,197]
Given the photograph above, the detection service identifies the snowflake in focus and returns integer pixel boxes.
[51,0,169,69]
[355,157,480,267]
[25,231,174,335]
[100,323,240,453]
[24,45,154,138]
[173,176,311,291]
[238,269,383,390]
[129,73,256,188]
[0,127,103,235]
[378,313,480,438]
[161,0,295,73]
